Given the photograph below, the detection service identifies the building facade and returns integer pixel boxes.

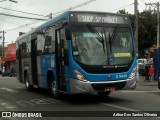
[3,43,16,70]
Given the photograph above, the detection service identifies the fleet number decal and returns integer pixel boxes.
[116,74,127,79]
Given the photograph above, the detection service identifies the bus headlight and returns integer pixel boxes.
[129,68,137,79]
[74,69,86,81]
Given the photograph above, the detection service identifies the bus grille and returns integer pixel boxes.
[91,82,127,91]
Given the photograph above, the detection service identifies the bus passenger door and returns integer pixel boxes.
[31,38,38,88]
[55,28,67,91]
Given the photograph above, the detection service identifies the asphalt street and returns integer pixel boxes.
[0,75,159,120]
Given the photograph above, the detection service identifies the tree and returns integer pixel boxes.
[117,9,157,57]
[138,11,156,49]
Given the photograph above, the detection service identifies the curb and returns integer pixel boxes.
[137,75,158,86]
[138,82,158,86]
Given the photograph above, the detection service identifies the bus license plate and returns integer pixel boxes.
[104,87,115,92]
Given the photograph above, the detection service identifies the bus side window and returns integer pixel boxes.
[26,35,31,57]
[26,42,31,57]
[48,27,55,53]
[61,28,68,65]
[41,27,55,54]
[44,35,52,53]
[37,34,45,56]
[21,42,26,58]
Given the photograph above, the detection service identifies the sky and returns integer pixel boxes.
[0,0,158,46]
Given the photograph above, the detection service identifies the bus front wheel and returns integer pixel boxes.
[158,81,160,89]
[48,75,60,99]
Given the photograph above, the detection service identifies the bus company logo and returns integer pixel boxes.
[107,75,112,80]
[2,112,11,117]
[1,112,42,118]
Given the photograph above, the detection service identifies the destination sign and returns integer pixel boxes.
[70,12,129,24]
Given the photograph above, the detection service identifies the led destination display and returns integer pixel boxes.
[70,12,129,24]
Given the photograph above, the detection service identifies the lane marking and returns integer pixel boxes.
[100,103,139,111]
[119,90,160,93]
[1,102,17,109]
[16,101,35,107]
[16,98,61,107]
[15,86,24,89]
[0,88,19,93]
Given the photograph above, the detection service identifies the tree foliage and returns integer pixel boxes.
[117,9,157,57]
[138,11,156,49]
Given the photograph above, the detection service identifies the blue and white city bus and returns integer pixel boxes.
[16,11,137,98]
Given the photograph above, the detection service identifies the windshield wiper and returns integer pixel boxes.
[108,25,119,53]
[87,23,105,53]
[111,25,119,41]
[109,32,112,52]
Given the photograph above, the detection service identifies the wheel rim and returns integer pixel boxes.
[26,80,29,88]
[52,81,56,95]
[25,75,29,88]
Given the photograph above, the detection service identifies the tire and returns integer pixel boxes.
[25,73,33,91]
[48,74,60,99]
[158,81,160,89]
[98,92,111,97]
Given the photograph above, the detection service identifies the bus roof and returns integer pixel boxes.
[16,11,128,41]
[16,11,70,41]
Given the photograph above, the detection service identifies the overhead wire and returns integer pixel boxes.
[139,0,147,11]
[3,0,96,32]
[4,20,44,31]
[50,0,96,16]
[0,6,47,17]
[109,3,134,13]
[0,18,20,25]
[0,13,47,20]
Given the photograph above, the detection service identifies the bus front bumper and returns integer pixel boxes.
[69,78,137,94]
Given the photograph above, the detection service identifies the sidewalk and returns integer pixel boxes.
[137,75,158,86]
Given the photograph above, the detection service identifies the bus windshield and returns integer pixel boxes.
[72,25,134,66]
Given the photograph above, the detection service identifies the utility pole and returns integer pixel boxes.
[134,0,140,81]
[134,0,138,58]
[157,2,160,48]
[2,31,4,57]
[0,31,5,57]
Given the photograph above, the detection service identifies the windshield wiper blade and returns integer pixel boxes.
[87,23,105,53]
[109,25,119,53]
[101,29,105,54]
[108,32,112,53]
[87,24,102,42]
[111,25,119,41]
